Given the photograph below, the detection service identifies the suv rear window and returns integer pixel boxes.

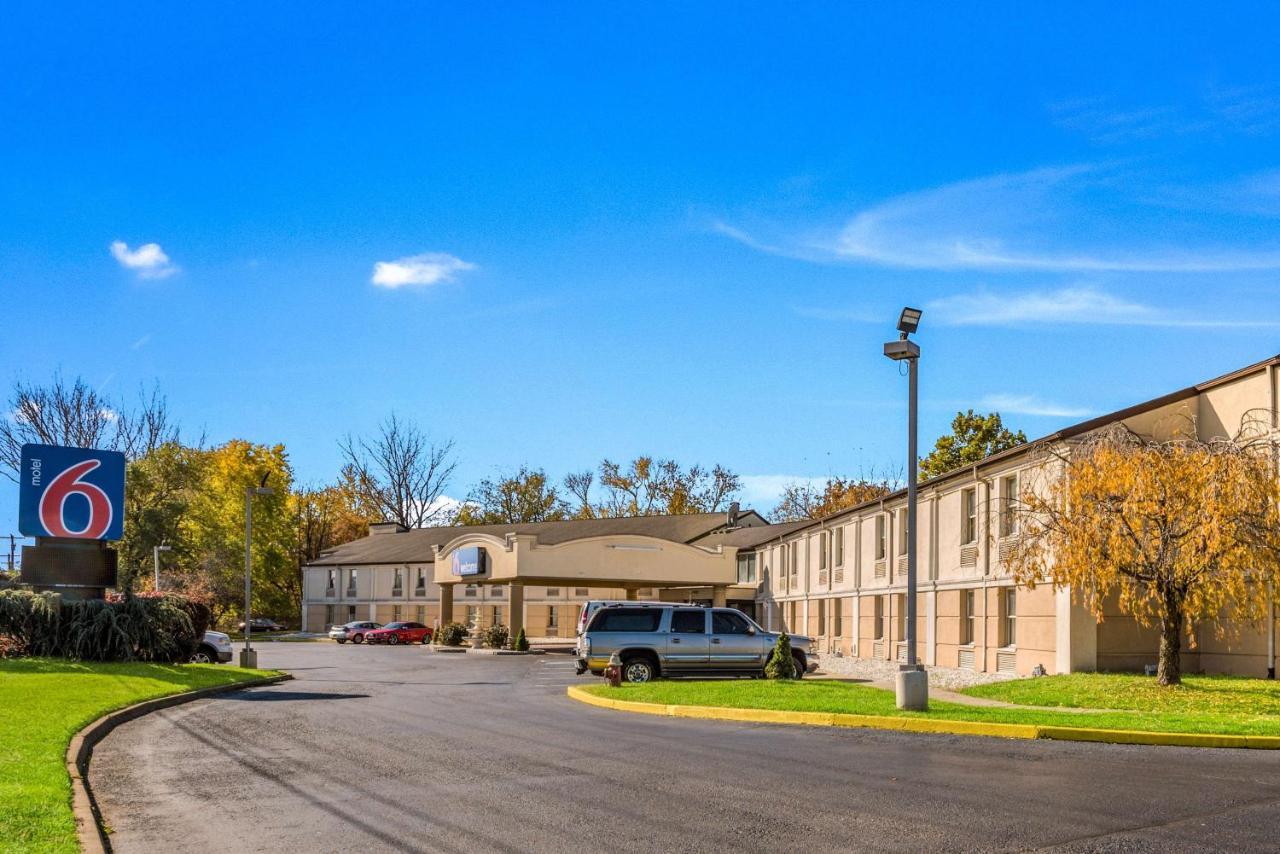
[590,608,663,633]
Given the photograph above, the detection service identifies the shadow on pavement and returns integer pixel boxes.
[220,691,372,701]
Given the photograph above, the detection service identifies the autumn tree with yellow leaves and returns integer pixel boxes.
[1009,421,1280,686]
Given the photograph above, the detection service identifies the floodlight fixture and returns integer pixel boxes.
[897,306,923,337]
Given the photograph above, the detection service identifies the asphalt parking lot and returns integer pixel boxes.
[90,643,1280,853]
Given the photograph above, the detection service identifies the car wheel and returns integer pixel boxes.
[336,638,346,644]
[352,634,364,644]
[388,634,400,645]
[190,647,215,664]
[791,653,806,679]
[421,635,431,645]
[622,656,656,683]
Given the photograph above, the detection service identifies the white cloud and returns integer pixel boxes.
[929,285,1280,328]
[929,286,1154,325]
[978,394,1091,419]
[110,240,178,279]
[831,166,1280,273]
[371,252,475,288]
[717,165,1280,273]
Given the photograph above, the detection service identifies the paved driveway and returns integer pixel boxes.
[90,644,1280,853]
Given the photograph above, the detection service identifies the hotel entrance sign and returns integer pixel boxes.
[451,546,487,577]
[18,444,126,541]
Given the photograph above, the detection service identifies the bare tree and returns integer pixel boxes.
[338,414,457,529]
[115,384,180,460]
[564,470,596,519]
[0,375,179,482]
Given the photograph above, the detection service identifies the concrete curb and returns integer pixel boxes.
[565,686,1280,749]
[67,672,293,853]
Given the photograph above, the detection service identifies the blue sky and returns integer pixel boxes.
[4,3,1280,531]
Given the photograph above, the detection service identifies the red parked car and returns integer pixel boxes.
[364,621,433,645]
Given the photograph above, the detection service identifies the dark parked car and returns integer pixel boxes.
[238,617,287,633]
[330,620,382,644]
[364,621,433,645]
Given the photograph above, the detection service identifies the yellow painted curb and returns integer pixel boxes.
[566,686,1280,749]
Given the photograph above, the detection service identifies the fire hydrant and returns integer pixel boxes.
[604,651,622,687]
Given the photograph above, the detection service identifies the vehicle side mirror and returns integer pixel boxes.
[747,627,756,635]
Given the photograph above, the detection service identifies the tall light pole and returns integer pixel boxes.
[884,306,928,711]
[241,475,275,669]
[152,543,172,591]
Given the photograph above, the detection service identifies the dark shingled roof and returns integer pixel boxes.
[308,510,769,566]
[701,520,815,549]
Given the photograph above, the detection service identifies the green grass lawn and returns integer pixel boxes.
[584,676,1280,737]
[0,658,279,853]
[962,672,1280,716]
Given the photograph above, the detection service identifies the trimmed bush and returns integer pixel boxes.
[483,623,510,649]
[434,622,469,647]
[512,626,529,652]
[0,589,209,662]
[764,632,796,679]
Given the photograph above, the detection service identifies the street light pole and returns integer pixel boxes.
[152,544,171,592]
[885,306,928,711]
[241,477,275,669]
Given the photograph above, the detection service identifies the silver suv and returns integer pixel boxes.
[577,604,813,683]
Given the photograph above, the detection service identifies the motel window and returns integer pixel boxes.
[874,596,885,640]
[894,594,905,641]
[789,601,798,633]
[416,605,426,624]
[392,568,404,596]
[819,532,828,570]
[875,515,887,561]
[832,599,842,637]
[961,488,977,545]
[1002,589,1017,647]
[546,588,561,598]
[490,585,504,598]
[1000,474,1019,538]
[325,570,336,594]
[466,605,479,628]
[465,584,478,598]
[960,590,975,646]
[547,606,559,629]
[346,570,358,596]
[492,606,503,626]
[817,599,826,635]
[347,605,356,621]
[737,553,757,584]
[789,544,798,583]
[415,568,426,594]
[834,527,844,566]
[575,588,589,597]
[392,605,402,622]
[325,605,335,626]
[897,509,908,556]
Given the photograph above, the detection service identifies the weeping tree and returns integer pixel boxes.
[1008,419,1280,686]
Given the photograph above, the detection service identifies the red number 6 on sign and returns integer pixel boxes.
[38,460,113,539]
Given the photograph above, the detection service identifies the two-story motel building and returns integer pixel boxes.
[302,353,1280,678]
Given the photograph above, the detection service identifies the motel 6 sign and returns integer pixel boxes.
[18,444,125,541]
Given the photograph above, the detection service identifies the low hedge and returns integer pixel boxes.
[0,589,209,663]
[434,622,469,647]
